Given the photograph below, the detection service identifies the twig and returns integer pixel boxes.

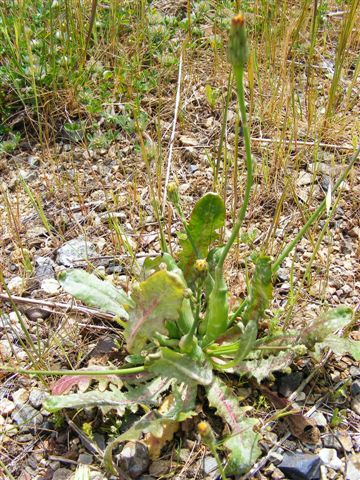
[250,137,355,151]
[162,49,183,214]
[0,293,115,322]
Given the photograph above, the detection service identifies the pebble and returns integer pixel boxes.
[351,395,360,416]
[19,169,36,182]
[278,452,321,480]
[56,238,97,266]
[28,155,40,168]
[310,411,328,428]
[278,372,303,397]
[52,468,73,480]
[0,398,16,415]
[202,456,219,478]
[41,277,61,294]
[149,459,170,476]
[12,405,43,429]
[7,276,25,294]
[78,453,93,465]
[319,448,342,470]
[117,441,150,478]
[12,388,29,406]
[347,454,360,480]
[29,388,49,409]
[351,380,360,397]
[279,282,291,293]
[350,367,360,378]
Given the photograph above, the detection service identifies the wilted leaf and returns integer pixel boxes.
[125,271,185,353]
[51,371,122,395]
[178,193,225,280]
[58,269,134,319]
[302,307,353,347]
[206,377,261,474]
[147,347,213,385]
[315,335,360,360]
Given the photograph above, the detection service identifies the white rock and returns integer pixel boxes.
[0,398,15,415]
[7,276,25,294]
[41,278,61,294]
[12,388,29,406]
[319,448,342,471]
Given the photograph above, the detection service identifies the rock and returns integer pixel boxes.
[0,398,15,415]
[319,448,342,470]
[52,468,73,480]
[322,435,342,450]
[351,394,360,416]
[347,454,360,480]
[12,405,43,429]
[117,441,150,478]
[56,238,97,266]
[179,135,198,146]
[18,169,36,182]
[279,282,291,293]
[29,388,49,409]
[272,467,285,480]
[28,155,40,168]
[12,388,29,406]
[35,256,55,281]
[149,459,170,476]
[296,171,313,187]
[202,456,219,478]
[351,380,360,397]
[41,277,61,294]
[7,276,25,294]
[278,372,303,397]
[350,366,360,378]
[78,453,93,465]
[310,411,328,428]
[278,453,321,480]
[24,308,51,321]
[268,452,284,466]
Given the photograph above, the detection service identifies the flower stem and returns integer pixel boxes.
[0,365,146,377]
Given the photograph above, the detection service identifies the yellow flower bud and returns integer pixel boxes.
[228,13,249,68]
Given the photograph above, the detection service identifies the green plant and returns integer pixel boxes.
[3,13,360,477]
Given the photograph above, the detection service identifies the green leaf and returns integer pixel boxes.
[44,377,171,414]
[302,307,353,347]
[178,193,225,280]
[58,269,134,320]
[206,377,261,475]
[315,335,360,361]
[125,271,185,353]
[233,351,295,382]
[147,347,213,385]
[241,256,272,325]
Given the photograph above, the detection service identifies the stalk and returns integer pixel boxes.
[216,14,252,274]
[0,365,145,377]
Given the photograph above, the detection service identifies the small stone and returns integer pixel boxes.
[12,388,29,406]
[310,411,327,428]
[351,380,360,397]
[322,435,342,450]
[28,155,40,168]
[203,456,219,478]
[149,459,170,476]
[29,389,49,409]
[0,398,15,415]
[278,452,321,480]
[296,171,313,187]
[7,276,25,294]
[78,453,93,465]
[268,452,284,466]
[41,277,61,294]
[272,467,285,480]
[347,454,360,480]
[19,169,36,182]
[35,256,55,281]
[351,394,360,416]
[12,405,43,429]
[56,238,97,267]
[279,282,291,293]
[319,448,342,471]
[350,367,360,378]
[118,441,150,478]
[179,448,190,463]
[339,433,353,452]
[52,468,73,480]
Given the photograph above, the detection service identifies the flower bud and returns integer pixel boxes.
[194,259,208,273]
[198,421,215,442]
[228,14,249,68]
[167,182,180,205]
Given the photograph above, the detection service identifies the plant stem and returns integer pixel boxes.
[272,145,360,272]
[216,64,253,274]
[0,365,146,377]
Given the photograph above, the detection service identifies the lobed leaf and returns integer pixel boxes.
[58,269,134,319]
[147,347,213,386]
[125,271,185,353]
[178,193,225,281]
[315,335,360,361]
[233,351,295,382]
[301,306,353,347]
[206,377,261,474]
